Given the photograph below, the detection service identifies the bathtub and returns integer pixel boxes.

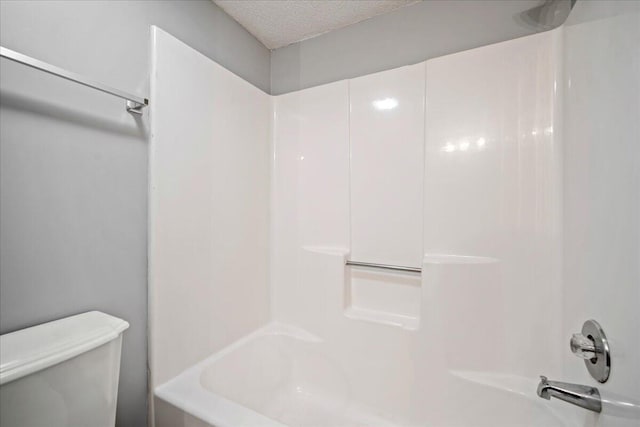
[154,322,573,427]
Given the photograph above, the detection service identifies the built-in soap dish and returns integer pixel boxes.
[344,267,421,330]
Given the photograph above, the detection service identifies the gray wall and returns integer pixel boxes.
[271,0,554,94]
[0,1,270,426]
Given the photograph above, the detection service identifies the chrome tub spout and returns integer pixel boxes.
[537,376,602,413]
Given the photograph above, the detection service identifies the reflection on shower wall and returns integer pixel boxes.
[424,29,563,378]
[348,64,425,329]
[349,64,425,268]
[272,28,563,423]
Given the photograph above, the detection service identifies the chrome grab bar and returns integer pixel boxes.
[0,46,148,114]
[345,260,421,274]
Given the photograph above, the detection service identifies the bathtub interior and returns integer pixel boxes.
[156,323,572,427]
[200,336,398,427]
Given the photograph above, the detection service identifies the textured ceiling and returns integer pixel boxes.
[213,0,421,49]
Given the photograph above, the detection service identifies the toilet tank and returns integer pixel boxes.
[0,311,129,427]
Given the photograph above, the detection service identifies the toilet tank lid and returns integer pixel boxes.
[0,311,129,385]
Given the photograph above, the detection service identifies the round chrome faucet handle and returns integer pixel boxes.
[571,320,610,383]
[570,333,597,360]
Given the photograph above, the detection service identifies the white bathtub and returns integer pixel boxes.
[155,322,573,427]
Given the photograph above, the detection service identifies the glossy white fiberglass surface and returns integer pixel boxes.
[347,64,425,327]
[149,26,271,387]
[275,21,563,387]
[349,63,425,268]
[152,4,640,425]
[156,27,573,427]
[561,1,640,426]
[271,81,350,324]
[157,316,570,427]
[424,27,563,379]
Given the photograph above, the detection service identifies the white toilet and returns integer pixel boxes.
[0,311,129,427]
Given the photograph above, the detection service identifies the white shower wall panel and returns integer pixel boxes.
[562,2,640,425]
[150,27,271,387]
[423,29,563,378]
[349,64,425,268]
[271,81,350,327]
[268,28,568,425]
[272,30,564,377]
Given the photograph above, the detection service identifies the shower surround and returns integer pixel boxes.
[149,2,640,425]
